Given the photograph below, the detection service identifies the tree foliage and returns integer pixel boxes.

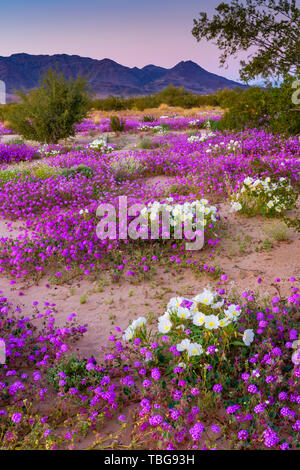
[219,74,300,134]
[192,0,300,81]
[8,68,91,143]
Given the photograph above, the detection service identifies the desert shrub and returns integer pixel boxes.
[7,68,91,143]
[142,115,155,122]
[166,183,191,196]
[219,76,300,135]
[262,221,291,242]
[230,176,298,217]
[160,123,170,132]
[109,155,143,181]
[0,103,18,122]
[47,354,103,392]
[110,115,126,132]
[205,118,222,132]
[137,139,153,149]
[60,164,94,180]
[5,138,25,146]
[91,86,224,111]
[0,164,60,185]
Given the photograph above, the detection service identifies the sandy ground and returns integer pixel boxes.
[0,123,299,448]
[0,201,299,362]
[0,125,299,361]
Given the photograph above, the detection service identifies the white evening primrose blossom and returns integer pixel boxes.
[211,299,225,309]
[187,342,203,357]
[176,338,192,352]
[177,307,192,320]
[224,304,241,320]
[204,315,220,330]
[243,329,254,346]
[123,317,146,341]
[123,326,135,341]
[192,311,206,326]
[230,201,242,212]
[167,297,184,309]
[219,317,231,328]
[193,289,215,306]
[132,317,147,328]
[158,317,172,334]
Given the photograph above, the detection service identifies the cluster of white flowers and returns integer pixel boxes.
[138,124,152,131]
[123,316,147,341]
[205,140,240,154]
[40,145,60,157]
[89,138,113,153]
[188,119,200,126]
[226,139,240,151]
[138,124,168,134]
[79,208,89,215]
[176,338,203,357]
[230,176,295,214]
[141,197,218,231]
[187,132,215,143]
[157,288,254,357]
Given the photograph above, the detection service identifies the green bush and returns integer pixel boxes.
[47,354,103,392]
[109,155,143,181]
[110,115,126,132]
[218,76,300,135]
[7,68,91,143]
[0,164,60,184]
[0,103,18,122]
[91,85,225,111]
[142,115,155,122]
[60,164,94,180]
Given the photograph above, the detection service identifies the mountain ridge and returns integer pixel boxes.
[0,53,247,99]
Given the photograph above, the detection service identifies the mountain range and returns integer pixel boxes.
[0,53,247,100]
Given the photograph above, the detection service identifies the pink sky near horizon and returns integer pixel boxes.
[0,0,250,82]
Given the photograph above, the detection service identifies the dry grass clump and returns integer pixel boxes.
[262,221,291,242]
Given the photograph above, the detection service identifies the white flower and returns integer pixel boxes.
[244,177,254,186]
[224,304,241,320]
[177,307,192,320]
[211,299,225,309]
[132,317,147,328]
[178,362,186,369]
[230,201,242,212]
[204,315,220,330]
[192,311,206,326]
[167,297,184,309]
[176,338,192,352]
[123,316,146,341]
[193,288,215,306]
[243,329,254,346]
[219,317,231,327]
[123,325,135,341]
[187,342,203,357]
[158,317,172,334]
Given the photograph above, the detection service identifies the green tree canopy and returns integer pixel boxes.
[192,0,300,81]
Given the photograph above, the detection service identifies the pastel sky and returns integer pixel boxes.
[0,0,249,81]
